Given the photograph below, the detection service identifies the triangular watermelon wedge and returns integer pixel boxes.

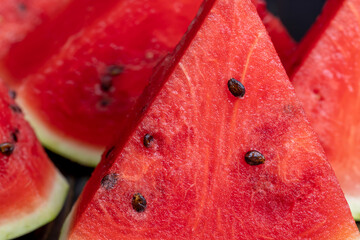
[0,81,68,239]
[290,0,360,219]
[60,0,359,238]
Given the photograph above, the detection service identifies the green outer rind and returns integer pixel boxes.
[59,202,76,240]
[17,97,104,167]
[0,171,69,239]
[346,195,360,221]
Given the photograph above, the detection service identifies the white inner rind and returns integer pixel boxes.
[0,171,69,239]
[59,202,76,240]
[17,97,104,167]
[346,195,360,221]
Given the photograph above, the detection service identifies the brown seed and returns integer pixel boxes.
[8,90,16,100]
[143,134,153,148]
[0,143,14,156]
[245,150,265,166]
[99,98,111,107]
[107,65,124,76]
[228,78,245,98]
[9,104,22,113]
[11,129,19,142]
[132,193,147,212]
[101,173,118,190]
[18,3,27,11]
[100,75,112,92]
[105,146,115,159]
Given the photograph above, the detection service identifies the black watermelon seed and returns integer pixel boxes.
[101,173,118,190]
[11,130,19,142]
[245,150,265,166]
[0,143,14,156]
[100,75,112,92]
[132,193,147,212]
[99,98,111,107]
[18,3,27,11]
[143,134,153,148]
[9,104,22,113]
[105,146,115,159]
[107,65,124,77]
[8,90,16,100]
[228,78,245,98]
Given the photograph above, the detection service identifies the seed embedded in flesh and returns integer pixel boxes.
[105,146,115,159]
[107,65,124,76]
[11,129,19,142]
[101,173,118,190]
[245,150,265,166]
[228,78,245,98]
[143,134,154,148]
[18,3,27,11]
[132,193,147,212]
[9,104,22,113]
[8,90,16,100]
[0,143,14,156]
[100,75,113,92]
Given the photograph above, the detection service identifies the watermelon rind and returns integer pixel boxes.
[0,172,69,239]
[18,97,103,167]
[59,202,76,240]
[346,196,360,221]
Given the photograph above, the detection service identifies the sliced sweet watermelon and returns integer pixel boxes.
[60,0,359,238]
[290,0,360,219]
[0,0,117,85]
[14,0,203,166]
[0,81,68,239]
[251,0,297,69]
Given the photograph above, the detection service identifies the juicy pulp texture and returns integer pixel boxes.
[17,0,202,166]
[291,0,360,219]
[62,0,359,239]
[0,82,68,239]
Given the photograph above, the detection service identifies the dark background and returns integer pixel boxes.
[16,0,345,239]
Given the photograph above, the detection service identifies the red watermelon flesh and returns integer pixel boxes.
[60,0,359,239]
[0,0,71,59]
[291,0,360,219]
[0,0,118,85]
[0,81,68,239]
[15,0,203,166]
[251,0,297,69]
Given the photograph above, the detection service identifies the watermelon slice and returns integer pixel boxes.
[0,81,68,239]
[60,0,359,238]
[13,0,203,166]
[290,0,360,219]
[0,0,117,85]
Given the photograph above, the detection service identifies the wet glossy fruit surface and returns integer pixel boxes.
[62,0,359,239]
[291,0,360,219]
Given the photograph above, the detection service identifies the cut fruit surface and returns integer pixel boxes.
[61,0,360,239]
[0,81,68,239]
[291,0,360,220]
[16,0,203,166]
